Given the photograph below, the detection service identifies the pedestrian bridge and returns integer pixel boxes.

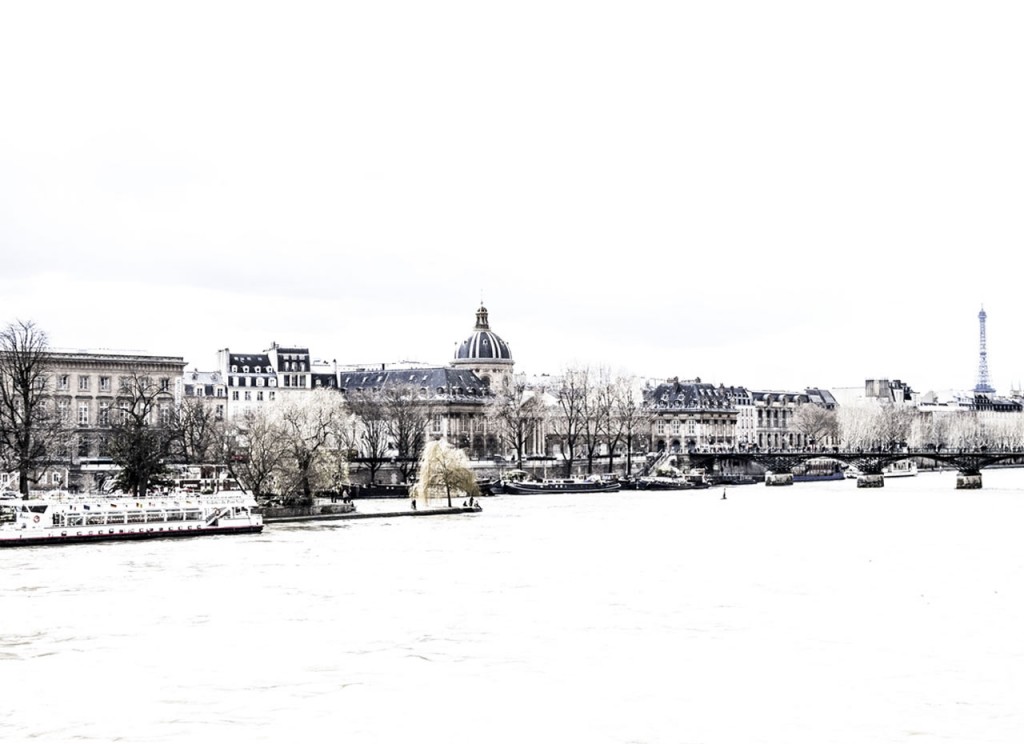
[686,449,1024,489]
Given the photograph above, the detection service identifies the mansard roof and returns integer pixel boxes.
[803,388,838,408]
[752,390,810,404]
[228,353,273,369]
[647,379,737,410]
[336,367,493,401]
[183,370,226,397]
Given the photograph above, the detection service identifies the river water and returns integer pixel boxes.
[4,469,1023,744]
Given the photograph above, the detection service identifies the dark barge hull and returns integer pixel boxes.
[503,483,621,494]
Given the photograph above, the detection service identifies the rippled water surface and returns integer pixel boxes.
[4,470,1024,743]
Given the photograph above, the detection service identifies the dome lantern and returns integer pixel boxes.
[452,304,514,388]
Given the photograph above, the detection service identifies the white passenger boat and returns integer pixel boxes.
[883,461,918,478]
[0,491,263,547]
[844,461,919,479]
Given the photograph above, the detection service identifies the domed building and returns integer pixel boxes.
[452,304,514,389]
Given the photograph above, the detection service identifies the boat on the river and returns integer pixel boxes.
[0,491,263,547]
[503,478,622,494]
[883,461,918,478]
[634,476,701,490]
[635,469,712,490]
[792,458,846,482]
[844,461,918,479]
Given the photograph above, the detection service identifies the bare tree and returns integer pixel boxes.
[875,402,916,450]
[383,385,429,483]
[323,409,359,495]
[0,320,60,497]
[173,396,224,466]
[946,411,986,451]
[346,389,391,484]
[910,410,957,451]
[489,374,545,469]
[107,373,177,497]
[840,401,918,451]
[602,375,650,475]
[276,389,346,503]
[224,407,286,500]
[837,404,876,450]
[550,366,590,476]
[579,367,610,475]
[792,404,839,448]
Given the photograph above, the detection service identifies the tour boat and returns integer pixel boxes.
[883,461,918,478]
[0,491,263,547]
[845,461,919,479]
[502,478,622,495]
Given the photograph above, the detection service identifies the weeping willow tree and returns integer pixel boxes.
[409,439,480,508]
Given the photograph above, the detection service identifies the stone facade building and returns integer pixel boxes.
[5,350,186,494]
[646,378,743,453]
[643,378,838,455]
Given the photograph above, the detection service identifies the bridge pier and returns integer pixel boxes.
[956,472,983,489]
[764,472,793,486]
[856,474,885,488]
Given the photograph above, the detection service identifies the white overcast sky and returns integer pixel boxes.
[2,2,1022,394]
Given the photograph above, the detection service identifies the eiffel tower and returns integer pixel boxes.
[974,306,995,394]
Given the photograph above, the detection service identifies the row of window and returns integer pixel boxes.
[230,376,278,388]
[56,401,172,427]
[191,387,227,398]
[229,362,306,374]
[231,391,276,402]
[55,509,205,527]
[56,375,172,393]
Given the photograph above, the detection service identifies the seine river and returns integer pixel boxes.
[4,469,1024,744]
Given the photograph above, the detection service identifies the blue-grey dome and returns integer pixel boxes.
[455,305,512,362]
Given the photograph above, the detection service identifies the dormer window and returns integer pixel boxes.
[231,365,238,373]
